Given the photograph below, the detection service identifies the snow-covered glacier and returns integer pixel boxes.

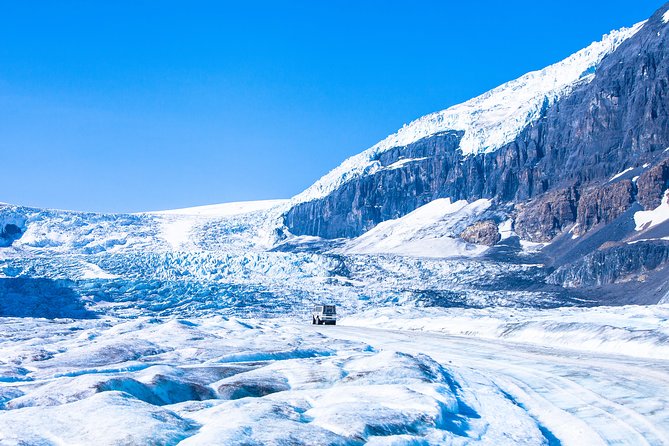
[0,199,576,320]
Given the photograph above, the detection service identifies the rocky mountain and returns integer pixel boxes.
[280,3,669,303]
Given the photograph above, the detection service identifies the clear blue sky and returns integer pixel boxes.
[0,1,662,212]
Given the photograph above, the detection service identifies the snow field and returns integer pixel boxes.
[0,317,549,445]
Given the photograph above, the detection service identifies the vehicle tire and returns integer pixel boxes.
[317,318,322,325]
[312,317,316,325]
[332,321,336,326]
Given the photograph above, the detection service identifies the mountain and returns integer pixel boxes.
[2,4,669,318]
[281,3,669,304]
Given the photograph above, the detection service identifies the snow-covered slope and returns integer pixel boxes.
[291,22,644,206]
[338,198,493,258]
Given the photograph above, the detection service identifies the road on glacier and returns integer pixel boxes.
[313,324,669,446]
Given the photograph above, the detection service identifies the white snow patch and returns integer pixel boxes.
[291,23,643,205]
[498,219,514,240]
[339,198,492,258]
[384,157,428,170]
[609,167,634,182]
[663,9,669,24]
[158,217,195,251]
[634,191,669,231]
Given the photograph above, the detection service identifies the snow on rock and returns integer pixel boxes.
[634,190,669,230]
[609,166,635,182]
[339,198,493,258]
[291,23,644,205]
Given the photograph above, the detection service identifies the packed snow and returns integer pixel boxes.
[291,22,644,205]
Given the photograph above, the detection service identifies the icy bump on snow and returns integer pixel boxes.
[291,22,644,205]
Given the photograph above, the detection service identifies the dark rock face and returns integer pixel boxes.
[285,8,669,242]
[515,187,579,243]
[285,131,465,239]
[574,180,636,235]
[637,158,669,209]
[460,221,500,246]
[547,240,669,288]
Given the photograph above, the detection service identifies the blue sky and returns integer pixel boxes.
[0,1,661,212]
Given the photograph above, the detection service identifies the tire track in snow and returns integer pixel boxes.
[320,325,669,446]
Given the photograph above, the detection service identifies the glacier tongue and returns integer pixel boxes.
[291,22,644,206]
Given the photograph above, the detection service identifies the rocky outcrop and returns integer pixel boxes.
[459,221,500,246]
[547,240,669,288]
[285,9,669,242]
[574,180,636,235]
[515,187,579,242]
[637,158,669,209]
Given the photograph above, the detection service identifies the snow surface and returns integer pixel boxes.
[148,199,287,217]
[634,191,669,230]
[339,198,492,258]
[663,9,669,24]
[291,22,644,205]
[1,308,668,445]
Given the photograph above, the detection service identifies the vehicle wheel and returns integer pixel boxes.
[317,318,322,325]
[312,317,316,325]
[332,321,336,326]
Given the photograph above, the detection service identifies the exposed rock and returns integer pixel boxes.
[574,180,635,235]
[546,240,669,288]
[637,158,669,209]
[459,220,500,246]
[515,187,579,243]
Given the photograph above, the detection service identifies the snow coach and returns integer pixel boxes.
[312,305,336,325]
